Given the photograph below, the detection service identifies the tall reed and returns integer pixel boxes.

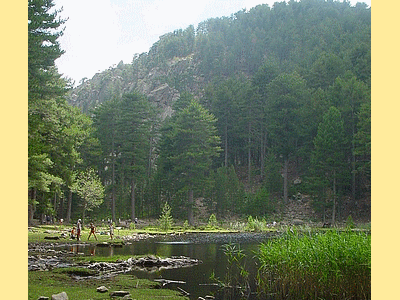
[257,228,371,299]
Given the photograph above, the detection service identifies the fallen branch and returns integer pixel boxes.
[154,279,186,287]
[176,286,190,297]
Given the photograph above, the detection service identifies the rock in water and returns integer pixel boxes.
[51,292,68,300]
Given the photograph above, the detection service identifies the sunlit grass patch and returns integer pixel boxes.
[28,272,188,300]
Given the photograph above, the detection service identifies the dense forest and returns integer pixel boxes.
[28,0,371,226]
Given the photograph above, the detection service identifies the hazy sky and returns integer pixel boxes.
[53,0,371,85]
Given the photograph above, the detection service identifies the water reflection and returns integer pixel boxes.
[63,233,272,299]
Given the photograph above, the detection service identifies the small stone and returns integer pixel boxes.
[110,291,130,297]
[51,292,68,300]
[96,286,108,293]
[37,297,49,300]
[292,219,304,226]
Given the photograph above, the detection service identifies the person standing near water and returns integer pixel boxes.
[76,219,82,241]
[109,222,114,240]
[88,222,98,241]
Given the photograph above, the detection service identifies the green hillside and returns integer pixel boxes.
[29,0,370,225]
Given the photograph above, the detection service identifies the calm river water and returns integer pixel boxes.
[66,232,275,299]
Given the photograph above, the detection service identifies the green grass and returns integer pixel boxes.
[29,271,188,300]
[52,267,98,276]
[28,224,237,244]
[257,229,371,299]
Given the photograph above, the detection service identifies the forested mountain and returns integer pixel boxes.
[29,0,370,226]
[69,0,370,113]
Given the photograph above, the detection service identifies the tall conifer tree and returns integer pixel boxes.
[158,100,221,225]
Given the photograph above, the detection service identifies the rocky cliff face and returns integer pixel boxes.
[67,53,205,119]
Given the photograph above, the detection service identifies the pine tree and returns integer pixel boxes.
[158,100,221,225]
[28,0,66,101]
[28,0,68,224]
[311,106,346,224]
[264,72,310,203]
[116,93,157,222]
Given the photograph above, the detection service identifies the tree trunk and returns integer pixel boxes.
[224,122,228,168]
[283,158,289,203]
[247,123,251,184]
[82,203,87,224]
[66,189,73,223]
[260,129,266,181]
[188,189,194,226]
[352,116,356,205]
[148,135,153,178]
[28,188,36,225]
[332,171,337,224]
[53,193,57,217]
[131,179,136,222]
[111,142,116,223]
[59,194,64,220]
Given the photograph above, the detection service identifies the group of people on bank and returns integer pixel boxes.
[70,219,114,241]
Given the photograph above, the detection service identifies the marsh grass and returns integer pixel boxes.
[210,243,251,299]
[246,216,267,232]
[257,228,371,299]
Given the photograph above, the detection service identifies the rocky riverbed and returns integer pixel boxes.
[28,233,202,275]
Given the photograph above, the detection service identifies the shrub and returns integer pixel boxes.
[229,221,247,231]
[183,220,190,230]
[346,214,355,229]
[129,222,136,230]
[207,214,218,228]
[246,215,267,232]
[245,188,276,217]
[158,202,173,231]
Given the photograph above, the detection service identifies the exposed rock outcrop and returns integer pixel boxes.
[86,255,201,274]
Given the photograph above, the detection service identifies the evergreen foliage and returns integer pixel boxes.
[28,0,371,224]
[310,107,347,223]
[28,0,97,224]
[157,99,221,224]
[158,202,174,231]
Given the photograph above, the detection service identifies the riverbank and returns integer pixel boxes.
[29,271,188,300]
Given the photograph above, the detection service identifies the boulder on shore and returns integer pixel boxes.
[96,286,108,293]
[51,292,68,300]
[109,290,130,297]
